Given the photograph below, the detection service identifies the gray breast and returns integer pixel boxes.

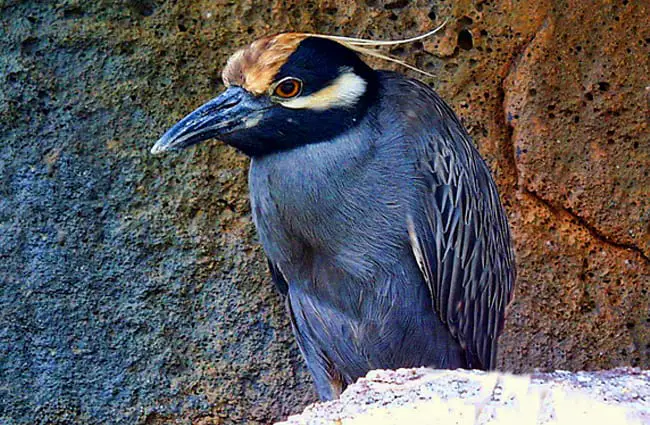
[248,123,417,282]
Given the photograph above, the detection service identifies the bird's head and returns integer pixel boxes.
[151,33,379,157]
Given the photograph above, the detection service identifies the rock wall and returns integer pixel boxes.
[0,1,648,424]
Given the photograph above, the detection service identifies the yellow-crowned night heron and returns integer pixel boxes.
[151,31,516,400]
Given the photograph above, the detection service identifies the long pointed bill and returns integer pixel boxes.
[151,86,269,154]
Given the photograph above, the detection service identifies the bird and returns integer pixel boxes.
[151,28,516,401]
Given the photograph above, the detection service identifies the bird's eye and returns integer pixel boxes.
[274,78,302,98]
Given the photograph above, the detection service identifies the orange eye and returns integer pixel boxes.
[274,78,302,98]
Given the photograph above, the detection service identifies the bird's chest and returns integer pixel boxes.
[248,141,412,281]
[250,152,361,270]
[249,163,329,263]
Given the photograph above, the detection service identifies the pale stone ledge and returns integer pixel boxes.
[276,368,649,425]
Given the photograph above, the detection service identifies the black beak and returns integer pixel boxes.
[151,86,268,154]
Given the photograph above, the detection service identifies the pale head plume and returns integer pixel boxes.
[304,21,447,47]
[302,20,447,78]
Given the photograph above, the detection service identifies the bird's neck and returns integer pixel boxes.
[249,124,379,215]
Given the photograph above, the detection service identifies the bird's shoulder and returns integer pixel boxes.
[372,72,469,155]
[375,71,446,109]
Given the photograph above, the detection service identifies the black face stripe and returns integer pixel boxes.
[274,37,373,96]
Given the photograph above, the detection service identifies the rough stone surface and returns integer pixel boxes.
[0,1,648,424]
[276,367,650,425]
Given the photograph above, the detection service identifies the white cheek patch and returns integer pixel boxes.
[279,70,367,111]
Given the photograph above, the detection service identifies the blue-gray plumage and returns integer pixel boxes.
[151,32,516,401]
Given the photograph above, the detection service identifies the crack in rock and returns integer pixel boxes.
[523,188,650,264]
[498,16,649,265]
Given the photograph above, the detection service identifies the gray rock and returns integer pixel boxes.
[0,2,315,424]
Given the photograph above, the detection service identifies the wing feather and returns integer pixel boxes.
[403,79,516,369]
